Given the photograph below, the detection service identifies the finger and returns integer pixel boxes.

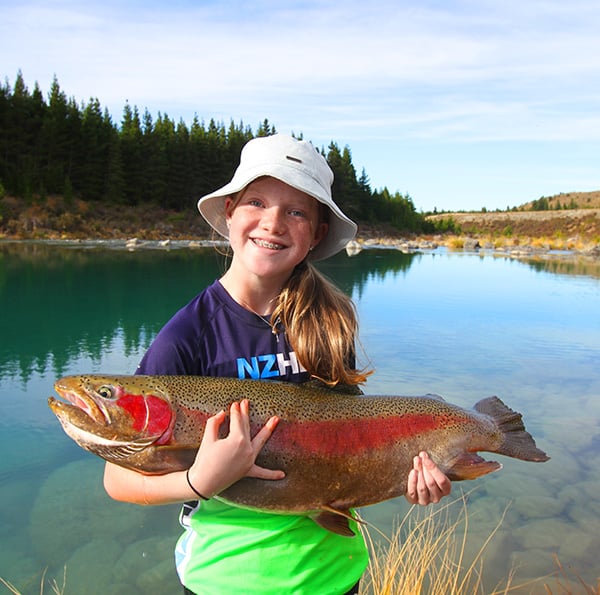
[228,401,247,438]
[247,464,286,480]
[240,398,250,416]
[420,452,452,497]
[405,455,421,503]
[203,410,226,442]
[251,415,280,448]
[405,468,418,504]
[415,460,432,506]
[236,399,252,437]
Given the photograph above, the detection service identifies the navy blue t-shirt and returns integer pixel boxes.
[137,280,310,383]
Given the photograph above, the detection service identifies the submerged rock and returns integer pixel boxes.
[29,459,148,566]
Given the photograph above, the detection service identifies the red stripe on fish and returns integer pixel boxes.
[270,413,466,456]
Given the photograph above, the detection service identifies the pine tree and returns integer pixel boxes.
[39,76,72,194]
[120,102,145,204]
[79,98,112,201]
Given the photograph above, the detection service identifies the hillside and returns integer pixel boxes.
[521,190,600,210]
[426,190,600,243]
[427,209,600,241]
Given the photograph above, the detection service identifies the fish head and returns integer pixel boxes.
[48,375,175,465]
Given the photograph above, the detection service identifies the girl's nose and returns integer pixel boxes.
[261,206,285,233]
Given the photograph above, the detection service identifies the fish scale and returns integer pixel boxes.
[48,374,549,536]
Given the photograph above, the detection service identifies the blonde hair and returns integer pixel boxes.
[272,261,372,386]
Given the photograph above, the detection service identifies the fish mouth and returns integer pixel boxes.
[53,381,108,425]
[48,396,158,458]
[47,396,110,439]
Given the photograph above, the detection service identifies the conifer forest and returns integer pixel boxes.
[0,72,431,232]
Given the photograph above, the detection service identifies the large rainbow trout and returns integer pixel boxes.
[49,375,549,535]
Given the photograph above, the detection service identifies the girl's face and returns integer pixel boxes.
[225,177,328,282]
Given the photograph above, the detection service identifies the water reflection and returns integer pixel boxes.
[0,242,418,380]
[0,244,224,379]
[519,253,600,280]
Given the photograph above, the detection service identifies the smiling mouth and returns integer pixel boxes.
[252,238,285,250]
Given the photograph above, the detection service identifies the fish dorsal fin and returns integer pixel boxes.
[312,505,363,537]
[303,379,364,396]
[424,393,446,401]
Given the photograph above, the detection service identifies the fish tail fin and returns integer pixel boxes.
[475,396,550,462]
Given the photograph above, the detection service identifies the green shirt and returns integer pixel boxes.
[176,498,369,595]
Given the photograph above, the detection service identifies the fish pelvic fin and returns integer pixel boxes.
[446,453,503,481]
[475,396,550,462]
[313,505,363,537]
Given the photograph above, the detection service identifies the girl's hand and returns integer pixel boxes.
[405,451,451,505]
[186,399,285,499]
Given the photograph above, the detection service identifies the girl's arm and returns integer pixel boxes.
[104,399,284,505]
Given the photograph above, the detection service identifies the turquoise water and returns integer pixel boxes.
[1,242,599,593]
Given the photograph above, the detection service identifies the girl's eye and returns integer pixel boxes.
[289,209,306,218]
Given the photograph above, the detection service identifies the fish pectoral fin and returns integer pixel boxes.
[446,452,503,481]
[91,435,160,461]
[312,505,362,537]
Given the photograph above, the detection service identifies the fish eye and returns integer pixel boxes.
[96,385,116,399]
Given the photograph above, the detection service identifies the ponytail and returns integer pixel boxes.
[272,261,372,386]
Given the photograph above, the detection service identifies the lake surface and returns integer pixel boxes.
[1,241,599,594]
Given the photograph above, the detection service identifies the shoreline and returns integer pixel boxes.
[2,234,599,261]
[1,195,599,260]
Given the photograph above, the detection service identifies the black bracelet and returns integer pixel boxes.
[186,469,210,500]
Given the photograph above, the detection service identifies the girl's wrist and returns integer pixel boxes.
[185,468,211,500]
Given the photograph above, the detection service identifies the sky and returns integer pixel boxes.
[2,0,599,212]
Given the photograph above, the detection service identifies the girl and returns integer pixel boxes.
[104,134,451,595]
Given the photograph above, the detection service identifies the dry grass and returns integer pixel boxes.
[0,567,66,595]
[427,209,600,245]
[545,556,600,595]
[358,494,599,595]
[439,232,597,253]
[358,495,518,595]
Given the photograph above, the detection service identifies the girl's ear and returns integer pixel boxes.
[224,197,234,223]
[311,222,329,250]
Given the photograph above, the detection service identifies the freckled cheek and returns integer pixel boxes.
[229,217,260,241]
[226,222,252,251]
[290,221,317,245]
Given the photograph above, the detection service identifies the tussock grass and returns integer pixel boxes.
[358,494,517,595]
[447,236,466,249]
[358,494,598,595]
[545,555,600,595]
[0,566,66,595]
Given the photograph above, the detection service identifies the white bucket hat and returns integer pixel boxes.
[197,134,357,261]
